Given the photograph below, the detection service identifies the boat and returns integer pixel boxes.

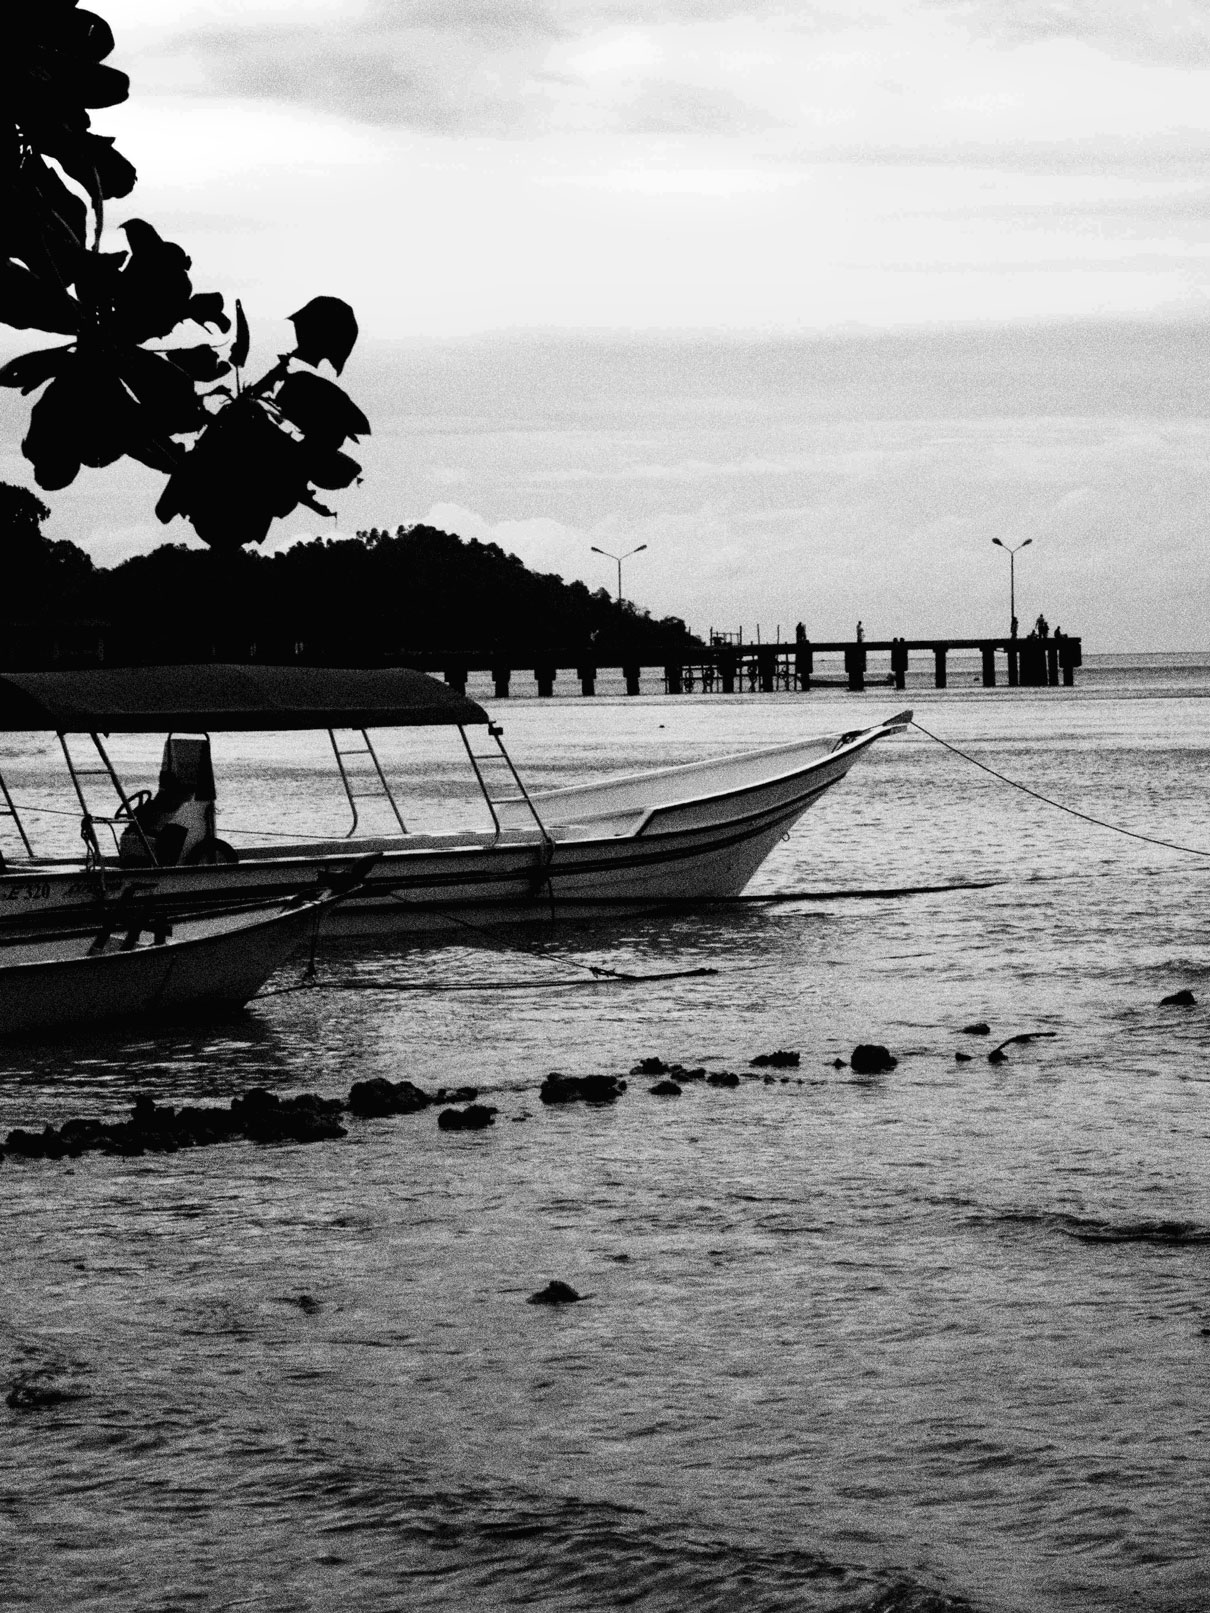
[0,665,910,940]
[0,885,347,1036]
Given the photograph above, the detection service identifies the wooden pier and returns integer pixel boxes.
[413,635,1082,697]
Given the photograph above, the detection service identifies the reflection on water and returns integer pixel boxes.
[2,674,1210,1612]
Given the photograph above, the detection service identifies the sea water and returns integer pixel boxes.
[1,656,1208,1612]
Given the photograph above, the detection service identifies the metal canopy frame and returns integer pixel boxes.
[0,766,33,858]
[327,728,408,838]
[459,722,552,859]
[59,731,158,866]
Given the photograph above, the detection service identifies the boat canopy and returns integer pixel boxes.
[0,664,489,733]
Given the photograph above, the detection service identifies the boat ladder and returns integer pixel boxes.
[59,732,157,865]
[0,766,34,858]
[327,728,407,837]
[459,723,553,860]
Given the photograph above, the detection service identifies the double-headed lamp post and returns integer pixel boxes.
[992,537,1031,638]
[591,543,647,606]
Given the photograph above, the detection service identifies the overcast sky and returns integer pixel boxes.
[5,0,1210,647]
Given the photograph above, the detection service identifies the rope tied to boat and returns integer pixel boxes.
[910,719,1210,859]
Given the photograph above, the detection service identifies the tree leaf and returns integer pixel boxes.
[305,448,362,490]
[22,373,86,490]
[76,59,130,110]
[274,371,370,448]
[0,262,79,334]
[154,400,311,549]
[113,219,195,342]
[0,346,71,394]
[231,299,250,371]
[164,344,231,384]
[48,130,138,203]
[288,296,358,375]
[118,348,208,436]
[186,292,230,333]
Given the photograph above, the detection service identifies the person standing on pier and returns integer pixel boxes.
[856,620,864,643]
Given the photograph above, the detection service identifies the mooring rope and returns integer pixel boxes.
[911,719,1210,859]
[256,965,719,999]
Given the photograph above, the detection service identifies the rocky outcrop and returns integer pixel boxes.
[849,1045,897,1075]
[347,1077,432,1118]
[436,1104,496,1131]
[540,1072,627,1105]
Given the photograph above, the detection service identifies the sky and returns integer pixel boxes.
[4,0,1210,647]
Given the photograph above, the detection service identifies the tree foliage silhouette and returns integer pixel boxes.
[0,4,368,550]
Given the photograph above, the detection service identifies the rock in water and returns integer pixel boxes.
[649,1080,682,1096]
[347,1077,431,1117]
[540,1072,626,1105]
[527,1281,583,1305]
[850,1044,897,1075]
[437,1104,496,1131]
[961,1021,991,1036]
[1160,989,1196,1007]
[751,1050,800,1068]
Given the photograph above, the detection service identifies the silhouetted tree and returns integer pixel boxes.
[0,480,94,616]
[89,524,699,664]
[0,5,368,551]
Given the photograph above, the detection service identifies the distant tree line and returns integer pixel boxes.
[0,490,699,668]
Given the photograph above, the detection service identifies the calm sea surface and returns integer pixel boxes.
[1,654,1208,1612]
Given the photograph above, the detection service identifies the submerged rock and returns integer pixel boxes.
[230,1089,347,1146]
[347,1077,431,1118]
[540,1072,626,1106]
[850,1044,897,1075]
[955,1051,973,1063]
[961,1021,991,1036]
[435,1085,479,1105]
[437,1104,496,1131]
[5,1369,85,1411]
[527,1281,583,1306]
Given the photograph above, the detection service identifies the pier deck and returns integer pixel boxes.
[414,635,1082,697]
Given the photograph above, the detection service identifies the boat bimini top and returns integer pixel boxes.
[0,664,489,733]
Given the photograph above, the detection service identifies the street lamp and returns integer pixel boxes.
[992,537,1031,638]
[591,543,647,606]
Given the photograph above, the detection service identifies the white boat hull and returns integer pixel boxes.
[0,714,908,942]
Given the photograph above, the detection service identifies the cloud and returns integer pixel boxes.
[185,15,555,133]
[934,0,1210,68]
[625,80,779,135]
[171,0,800,133]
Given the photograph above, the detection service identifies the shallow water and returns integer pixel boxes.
[2,660,1209,1612]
